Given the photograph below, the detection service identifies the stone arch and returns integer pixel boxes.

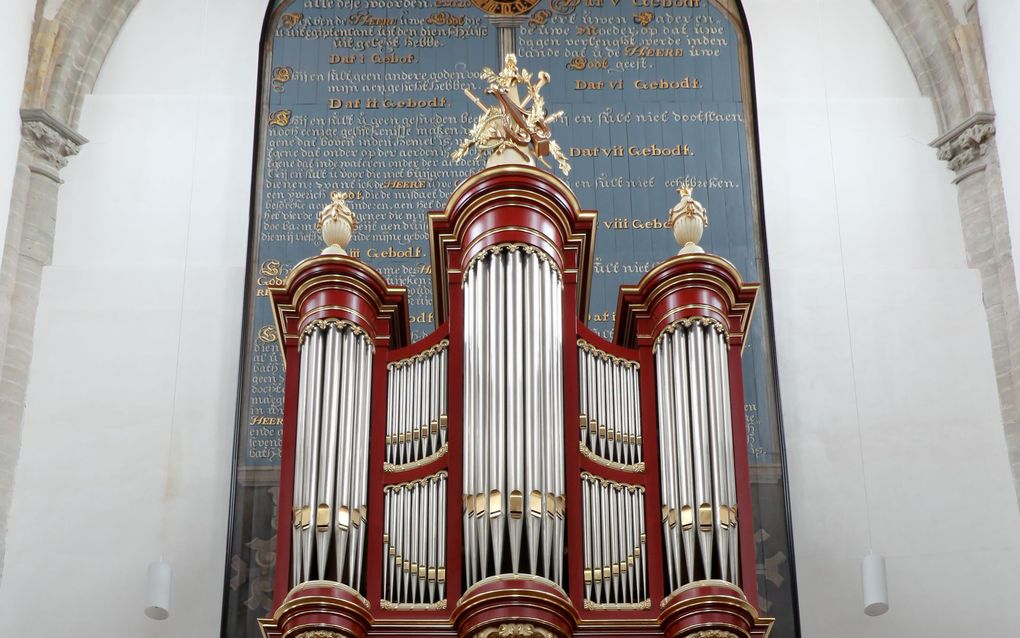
[872,0,1020,504]
[0,0,139,581]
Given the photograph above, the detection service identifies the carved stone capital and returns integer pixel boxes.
[474,623,556,638]
[932,111,995,179]
[19,108,87,181]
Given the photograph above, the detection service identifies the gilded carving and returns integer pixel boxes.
[294,631,349,638]
[474,623,555,638]
[685,631,741,638]
[453,53,570,175]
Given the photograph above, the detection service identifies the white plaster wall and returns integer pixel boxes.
[980,0,1020,288]
[0,1,37,246]
[749,0,1020,635]
[0,0,263,635]
[0,1,1017,637]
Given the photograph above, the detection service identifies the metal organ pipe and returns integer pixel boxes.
[462,244,565,588]
[653,318,739,591]
[291,320,374,593]
[580,473,649,609]
[576,340,644,472]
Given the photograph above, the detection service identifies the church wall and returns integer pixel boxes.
[980,0,1020,289]
[0,2,37,251]
[0,1,1018,637]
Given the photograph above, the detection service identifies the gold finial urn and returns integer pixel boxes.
[453,53,570,175]
[667,185,709,255]
[317,191,357,255]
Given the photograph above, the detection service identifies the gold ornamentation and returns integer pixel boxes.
[453,53,570,175]
[269,109,291,127]
[633,12,654,27]
[388,339,450,368]
[383,442,449,472]
[686,631,740,638]
[280,12,304,28]
[579,441,646,473]
[294,631,349,638]
[384,469,448,492]
[273,66,293,83]
[260,259,281,277]
[474,622,555,638]
[469,0,542,16]
[581,471,646,493]
[258,325,278,343]
[654,316,729,347]
[583,598,652,611]
[528,10,550,26]
[577,339,640,369]
[299,318,369,346]
[463,242,561,279]
[379,598,447,611]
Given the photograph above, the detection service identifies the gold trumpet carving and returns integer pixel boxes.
[453,53,570,176]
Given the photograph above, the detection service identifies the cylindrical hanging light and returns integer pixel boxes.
[862,552,889,616]
[144,560,172,620]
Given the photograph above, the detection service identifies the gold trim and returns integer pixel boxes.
[579,441,646,473]
[299,305,374,334]
[463,240,562,278]
[577,339,640,369]
[384,469,448,492]
[460,573,570,602]
[581,470,647,492]
[379,598,448,611]
[388,339,450,368]
[583,598,652,611]
[383,442,449,472]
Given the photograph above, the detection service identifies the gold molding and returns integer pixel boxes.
[463,239,562,278]
[383,443,449,473]
[687,631,740,638]
[577,339,639,369]
[379,598,448,611]
[583,598,651,611]
[579,442,645,473]
[388,340,449,368]
[473,622,555,638]
[293,631,350,638]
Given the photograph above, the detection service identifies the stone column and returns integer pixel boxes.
[932,112,1020,504]
[0,108,85,576]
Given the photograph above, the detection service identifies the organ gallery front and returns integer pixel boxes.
[257,54,773,638]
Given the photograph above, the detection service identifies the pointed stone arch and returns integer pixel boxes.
[871,0,1020,505]
[0,0,139,581]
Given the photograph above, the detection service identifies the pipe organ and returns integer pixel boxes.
[261,56,772,638]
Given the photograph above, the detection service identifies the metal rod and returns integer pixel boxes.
[438,473,448,600]
[525,253,541,575]
[671,330,696,584]
[490,252,506,573]
[463,272,476,586]
[292,333,310,585]
[477,257,490,580]
[508,250,524,573]
[655,338,680,592]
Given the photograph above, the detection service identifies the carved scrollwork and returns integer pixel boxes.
[293,631,350,638]
[685,631,741,638]
[474,623,556,638]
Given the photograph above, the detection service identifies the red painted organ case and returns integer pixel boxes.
[260,161,773,638]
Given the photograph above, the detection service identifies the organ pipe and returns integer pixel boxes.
[462,244,565,587]
[654,318,738,590]
[291,319,374,592]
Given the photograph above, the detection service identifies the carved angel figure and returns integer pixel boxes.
[452,53,570,176]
